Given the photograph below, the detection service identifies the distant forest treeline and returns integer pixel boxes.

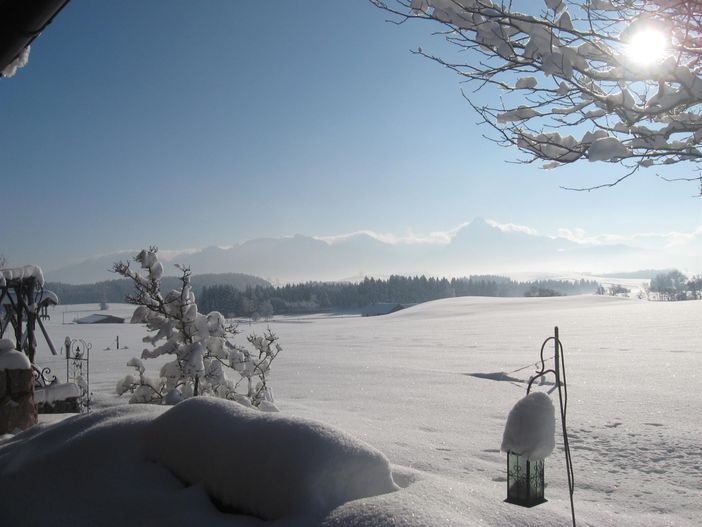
[46,273,270,305]
[648,270,702,301]
[199,275,600,318]
[48,273,599,315]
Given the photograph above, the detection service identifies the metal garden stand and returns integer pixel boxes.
[505,327,576,526]
[65,338,91,412]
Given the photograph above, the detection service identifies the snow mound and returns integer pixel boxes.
[144,397,399,520]
[501,391,555,460]
[0,402,398,525]
[0,391,669,526]
[0,338,16,352]
[34,382,82,404]
[0,339,31,370]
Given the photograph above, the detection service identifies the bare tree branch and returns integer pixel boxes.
[372,0,702,192]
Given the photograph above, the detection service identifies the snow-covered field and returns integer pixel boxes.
[2,295,700,526]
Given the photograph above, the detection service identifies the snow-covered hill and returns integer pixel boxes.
[2,295,700,526]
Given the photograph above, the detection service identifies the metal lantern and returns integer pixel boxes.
[506,452,545,507]
[503,327,573,513]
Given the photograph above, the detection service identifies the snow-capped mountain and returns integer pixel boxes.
[45,218,658,285]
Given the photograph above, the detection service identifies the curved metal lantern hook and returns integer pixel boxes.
[526,327,562,395]
[518,326,576,527]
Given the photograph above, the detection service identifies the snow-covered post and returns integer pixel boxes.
[0,338,37,434]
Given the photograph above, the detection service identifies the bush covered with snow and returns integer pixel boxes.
[113,248,281,409]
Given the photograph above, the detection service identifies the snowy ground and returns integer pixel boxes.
[3,296,700,526]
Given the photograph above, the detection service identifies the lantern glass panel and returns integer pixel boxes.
[506,452,546,507]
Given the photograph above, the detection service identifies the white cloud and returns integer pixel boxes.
[116,220,702,263]
[316,219,541,246]
[554,225,702,249]
[316,219,702,255]
[315,226,466,246]
[97,248,200,262]
[555,227,588,243]
[486,220,539,236]
[663,225,702,247]
[157,248,201,261]
[315,230,404,245]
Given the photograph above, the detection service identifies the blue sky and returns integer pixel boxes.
[1,0,700,271]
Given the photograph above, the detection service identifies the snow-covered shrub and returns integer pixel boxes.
[113,247,282,409]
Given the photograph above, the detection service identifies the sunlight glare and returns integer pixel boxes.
[626,28,668,66]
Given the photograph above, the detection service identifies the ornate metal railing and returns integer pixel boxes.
[32,364,57,389]
[65,338,91,412]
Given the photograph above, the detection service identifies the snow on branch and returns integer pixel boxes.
[372,0,702,191]
[112,247,282,410]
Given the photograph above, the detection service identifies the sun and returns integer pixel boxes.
[625,27,668,66]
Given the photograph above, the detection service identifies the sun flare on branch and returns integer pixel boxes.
[372,0,702,193]
[625,27,668,66]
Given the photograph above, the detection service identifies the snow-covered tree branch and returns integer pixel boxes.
[112,248,281,411]
[372,0,702,191]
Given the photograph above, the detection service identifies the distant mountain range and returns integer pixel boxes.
[44,218,673,285]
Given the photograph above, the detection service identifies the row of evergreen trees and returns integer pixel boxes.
[46,273,268,305]
[198,275,599,318]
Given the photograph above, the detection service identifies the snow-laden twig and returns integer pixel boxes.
[372,0,702,192]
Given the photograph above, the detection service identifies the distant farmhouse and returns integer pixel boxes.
[361,303,413,317]
[75,314,125,324]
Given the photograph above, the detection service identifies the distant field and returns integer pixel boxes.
[34,295,702,526]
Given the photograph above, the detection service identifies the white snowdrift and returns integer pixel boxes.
[501,391,555,460]
[34,382,82,404]
[144,397,399,520]
[0,338,16,353]
[0,338,30,370]
[0,400,397,525]
[0,402,606,527]
[4,294,693,526]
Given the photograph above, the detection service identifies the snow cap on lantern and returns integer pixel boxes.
[501,391,555,460]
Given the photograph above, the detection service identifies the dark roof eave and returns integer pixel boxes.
[0,0,70,73]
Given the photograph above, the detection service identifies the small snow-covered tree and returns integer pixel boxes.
[373,0,702,191]
[113,247,282,410]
